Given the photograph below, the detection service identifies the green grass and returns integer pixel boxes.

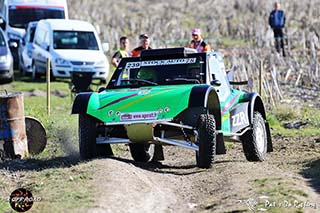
[0,72,98,212]
[267,104,320,137]
[251,178,310,213]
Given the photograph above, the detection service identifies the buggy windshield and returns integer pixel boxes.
[109,57,205,88]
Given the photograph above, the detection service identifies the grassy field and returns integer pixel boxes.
[0,73,98,212]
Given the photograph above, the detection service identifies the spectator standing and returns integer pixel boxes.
[111,36,131,69]
[131,34,152,57]
[188,28,211,52]
[269,2,286,56]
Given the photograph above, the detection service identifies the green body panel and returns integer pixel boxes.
[87,85,196,122]
[220,89,246,135]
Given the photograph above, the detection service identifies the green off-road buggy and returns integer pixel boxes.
[72,48,272,168]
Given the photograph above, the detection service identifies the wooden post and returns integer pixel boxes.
[259,59,263,95]
[46,58,50,116]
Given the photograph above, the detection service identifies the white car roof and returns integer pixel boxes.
[40,19,96,32]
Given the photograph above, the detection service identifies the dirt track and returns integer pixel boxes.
[87,136,320,213]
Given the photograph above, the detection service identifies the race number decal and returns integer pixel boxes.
[125,62,141,69]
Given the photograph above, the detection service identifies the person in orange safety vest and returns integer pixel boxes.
[188,28,211,53]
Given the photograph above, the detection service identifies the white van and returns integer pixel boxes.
[0,0,68,66]
[32,19,109,80]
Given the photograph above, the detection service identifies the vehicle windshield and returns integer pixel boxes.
[109,57,205,88]
[9,6,65,29]
[53,31,99,50]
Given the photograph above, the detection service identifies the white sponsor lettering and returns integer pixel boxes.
[142,58,196,66]
[232,112,249,127]
[120,112,158,121]
[125,58,196,69]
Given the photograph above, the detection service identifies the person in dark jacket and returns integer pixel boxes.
[269,2,286,56]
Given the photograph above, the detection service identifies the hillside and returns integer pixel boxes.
[68,0,320,51]
[68,0,320,107]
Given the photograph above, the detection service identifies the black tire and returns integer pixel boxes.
[196,114,216,168]
[79,114,113,159]
[129,143,154,162]
[240,112,267,161]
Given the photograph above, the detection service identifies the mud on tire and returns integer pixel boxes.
[79,114,113,159]
[196,114,216,168]
[240,112,267,161]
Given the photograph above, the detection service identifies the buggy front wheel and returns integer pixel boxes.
[196,114,216,168]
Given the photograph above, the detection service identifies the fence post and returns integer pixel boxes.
[46,58,51,116]
[259,59,263,95]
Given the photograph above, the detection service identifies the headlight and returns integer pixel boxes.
[55,58,69,65]
[0,55,9,63]
[8,33,22,41]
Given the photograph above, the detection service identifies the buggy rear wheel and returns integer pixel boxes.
[196,114,216,168]
[240,112,267,161]
[79,114,113,159]
[129,143,155,163]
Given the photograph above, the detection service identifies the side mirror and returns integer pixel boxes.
[102,42,109,52]
[211,79,221,86]
[0,17,5,31]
